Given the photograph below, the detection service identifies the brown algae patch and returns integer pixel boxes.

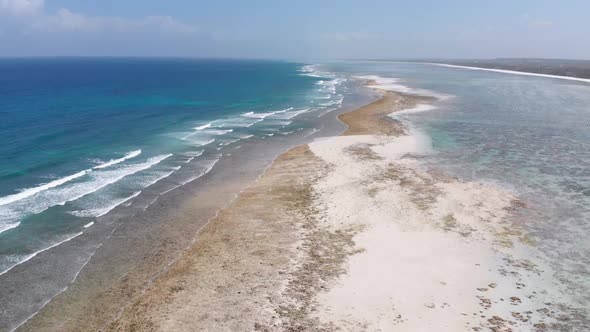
[103,145,336,331]
[338,91,433,137]
[376,163,442,211]
[343,143,383,161]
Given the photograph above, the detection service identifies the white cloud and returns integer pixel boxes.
[0,0,44,16]
[1,0,196,35]
[33,9,196,35]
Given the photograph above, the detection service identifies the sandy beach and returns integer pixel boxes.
[21,85,588,331]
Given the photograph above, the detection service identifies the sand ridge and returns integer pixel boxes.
[67,88,587,331]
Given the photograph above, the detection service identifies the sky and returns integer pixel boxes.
[1,0,589,60]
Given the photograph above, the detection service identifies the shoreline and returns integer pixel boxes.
[94,90,423,331]
[11,79,374,332]
[17,82,588,330]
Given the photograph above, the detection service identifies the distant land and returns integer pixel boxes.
[355,58,590,80]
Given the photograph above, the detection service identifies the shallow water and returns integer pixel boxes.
[327,60,590,310]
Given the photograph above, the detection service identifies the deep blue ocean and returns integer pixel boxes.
[0,58,344,275]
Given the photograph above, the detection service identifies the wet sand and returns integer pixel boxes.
[21,88,588,331]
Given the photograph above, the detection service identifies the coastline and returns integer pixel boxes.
[18,82,588,331]
[11,75,372,332]
[351,60,590,83]
[102,91,432,331]
[427,63,590,83]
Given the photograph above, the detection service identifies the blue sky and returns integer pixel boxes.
[1,0,589,59]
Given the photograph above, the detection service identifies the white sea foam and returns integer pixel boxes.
[0,154,173,234]
[355,75,411,92]
[0,231,83,276]
[184,138,215,147]
[57,154,172,206]
[143,196,160,210]
[318,94,344,107]
[204,129,233,135]
[272,108,310,120]
[317,78,343,94]
[274,107,294,113]
[218,138,241,147]
[390,104,438,118]
[181,150,203,163]
[0,149,143,210]
[318,108,338,117]
[140,167,179,189]
[0,150,158,210]
[83,222,94,228]
[71,191,142,218]
[299,64,335,79]
[159,184,181,197]
[90,164,183,214]
[216,117,262,128]
[183,150,204,157]
[299,64,324,78]
[304,129,319,138]
[194,122,213,130]
[355,75,449,99]
[259,126,280,133]
[319,100,341,107]
[93,150,142,170]
[285,109,309,119]
[181,158,220,185]
[182,129,232,141]
[0,170,88,207]
[0,221,20,234]
[242,111,276,119]
[304,125,324,138]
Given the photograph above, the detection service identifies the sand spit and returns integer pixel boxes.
[71,90,587,331]
[100,149,357,331]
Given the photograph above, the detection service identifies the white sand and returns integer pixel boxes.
[429,63,590,84]
[307,124,570,331]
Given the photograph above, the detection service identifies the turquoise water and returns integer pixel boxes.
[327,61,590,308]
[0,58,345,276]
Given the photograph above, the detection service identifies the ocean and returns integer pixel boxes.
[0,58,345,271]
[2,58,590,329]
[0,58,357,330]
